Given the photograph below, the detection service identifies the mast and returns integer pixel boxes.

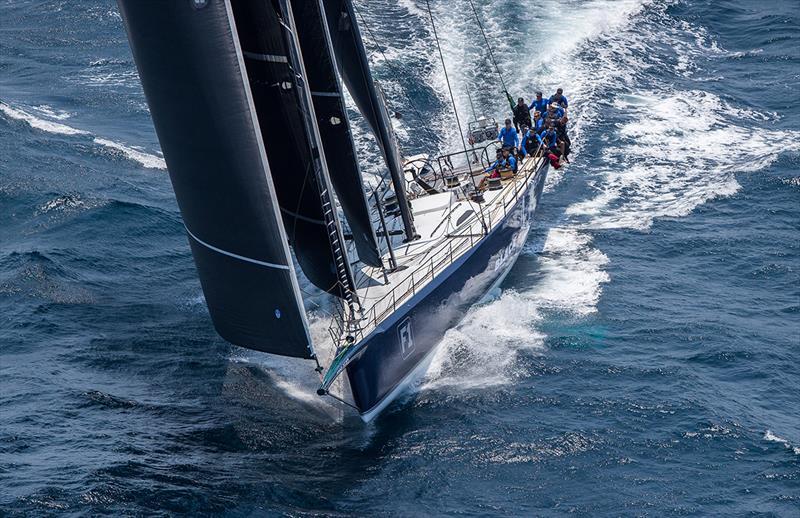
[293,0,383,268]
[323,0,418,241]
[277,0,360,306]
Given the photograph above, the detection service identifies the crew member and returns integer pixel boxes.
[502,147,518,173]
[518,124,532,158]
[497,118,519,150]
[537,123,559,152]
[484,149,506,174]
[513,97,532,131]
[532,111,544,133]
[550,88,568,108]
[555,115,571,163]
[544,103,565,124]
[529,91,549,114]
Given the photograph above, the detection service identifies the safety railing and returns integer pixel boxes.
[403,141,501,190]
[335,146,547,347]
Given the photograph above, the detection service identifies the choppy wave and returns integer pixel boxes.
[34,193,107,216]
[93,137,166,170]
[0,101,88,136]
[764,430,800,456]
[0,101,166,170]
[567,90,799,230]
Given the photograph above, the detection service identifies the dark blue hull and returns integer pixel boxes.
[346,160,550,419]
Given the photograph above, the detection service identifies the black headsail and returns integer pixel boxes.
[117,0,313,357]
[229,0,356,297]
[292,0,382,268]
[322,0,417,240]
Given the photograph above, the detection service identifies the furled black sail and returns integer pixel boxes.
[117,0,313,358]
[293,0,382,268]
[230,0,354,296]
[322,0,417,240]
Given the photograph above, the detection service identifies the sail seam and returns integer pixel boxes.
[185,226,289,270]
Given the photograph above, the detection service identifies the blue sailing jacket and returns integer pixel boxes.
[498,126,519,148]
[529,98,549,114]
[550,94,568,107]
[519,129,532,157]
[484,158,507,173]
[537,128,558,148]
[507,155,517,172]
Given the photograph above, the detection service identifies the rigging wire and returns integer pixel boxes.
[423,0,490,233]
[423,0,469,158]
[465,0,515,109]
[351,2,440,148]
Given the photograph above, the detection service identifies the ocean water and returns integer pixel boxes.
[1,0,798,515]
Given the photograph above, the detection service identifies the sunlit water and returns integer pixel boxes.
[1,0,798,514]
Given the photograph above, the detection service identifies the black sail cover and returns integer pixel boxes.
[293,0,382,268]
[117,0,314,358]
[230,0,354,297]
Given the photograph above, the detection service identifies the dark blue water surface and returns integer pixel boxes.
[1,0,798,515]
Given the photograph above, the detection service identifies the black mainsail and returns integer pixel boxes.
[322,0,417,240]
[117,0,314,357]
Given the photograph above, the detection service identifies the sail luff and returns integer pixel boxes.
[323,0,417,240]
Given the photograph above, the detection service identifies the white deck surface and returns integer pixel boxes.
[338,153,546,344]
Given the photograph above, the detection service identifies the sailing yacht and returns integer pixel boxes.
[118,0,550,421]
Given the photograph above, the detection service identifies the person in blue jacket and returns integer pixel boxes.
[529,91,549,114]
[484,148,506,173]
[518,124,532,158]
[532,110,545,132]
[502,147,518,173]
[550,88,568,108]
[537,123,559,152]
[497,118,519,149]
[544,103,565,123]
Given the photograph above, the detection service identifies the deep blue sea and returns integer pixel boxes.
[1,0,799,515]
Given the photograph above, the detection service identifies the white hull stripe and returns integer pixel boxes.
[185,226,290,270]
[243,51,288,64]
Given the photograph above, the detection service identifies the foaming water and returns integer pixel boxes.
[764,430,800,456]
[424,289,547,391]
[568,90,800,230]
[0,101,89,136]
[2,0,799,514]
[0,101,166,170]
[92,137,166,170]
